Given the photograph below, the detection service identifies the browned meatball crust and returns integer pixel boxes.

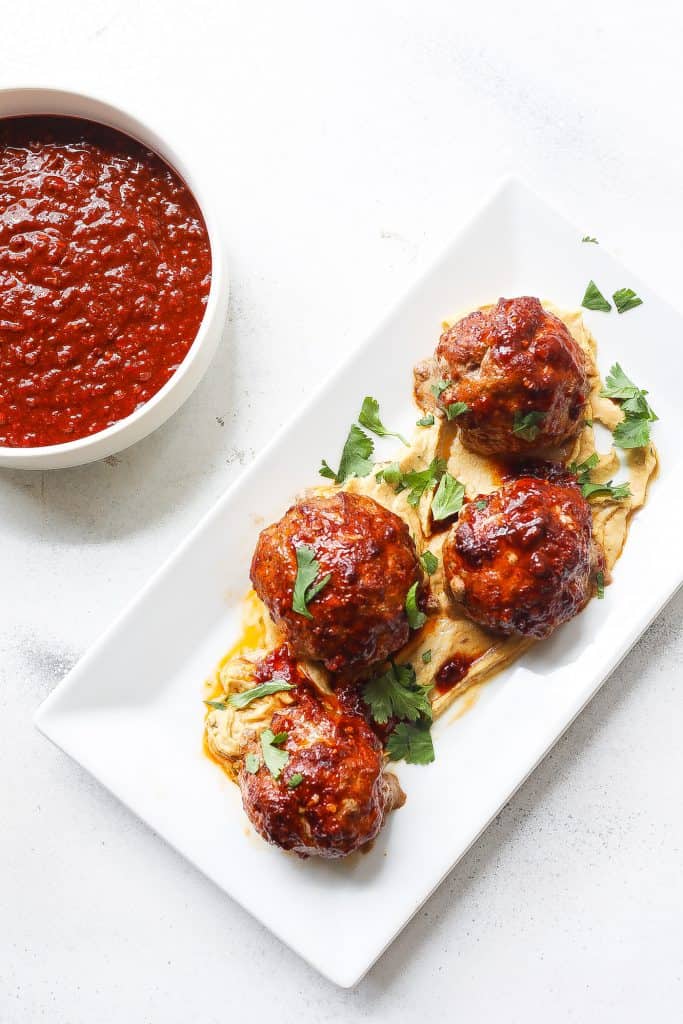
[250,491,421,674]
[435,296,589,456]
[239,673,403,858]
[443,474,603,639]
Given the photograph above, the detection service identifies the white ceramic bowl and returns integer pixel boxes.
[0,87,229,470]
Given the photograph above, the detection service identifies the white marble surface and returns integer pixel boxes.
[1,1,682,1019]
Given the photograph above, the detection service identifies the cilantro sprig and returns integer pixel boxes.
[568,453,631,502]
[405,582,426,629]
[613,288,643,314]
[420,550,438,575]
[377,457,447,507]
[512,410,545,442]
[445,401,468,421]
[359,396,409,446]
[386,721,435,765]
[260,729,289,779]
[432,472,465,521]
[581,280,611,312]
[320,423,374,483]
[600,364,657,449]
[292,545,331,618]
[205,677,295,712]
[362,661,432,725]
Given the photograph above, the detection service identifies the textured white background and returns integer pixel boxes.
[1,1,682,1020]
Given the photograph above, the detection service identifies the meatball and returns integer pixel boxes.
[239,683,404,858]
[443,475,603,639]
[435,296,589,456]
[250,491,421,674]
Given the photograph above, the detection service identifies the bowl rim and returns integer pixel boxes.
[0,85,228,463]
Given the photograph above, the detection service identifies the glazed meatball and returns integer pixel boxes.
[239,682,404,858]
[435,296,589,456]
[443,475,603,639]
[250,491,421,674]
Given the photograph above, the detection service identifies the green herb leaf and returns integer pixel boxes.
[430,379,452,399]
[245,753,261,774]
[613,287,643,314]
[292,545,331,619]
[600,364,657,449]
[568,453,631,501]
[319,460,337,480]
[475,499,488,510]
[205,698,230,711]
[416,413,435,427]
[320,424,375,483]
[362,661,432,725]
[358,396,409,446]
[512,410,546,441]
[260,729,289,779]
[596,571,605,600]
[421,649,432,664]
[405,581,426,629]
[582,236,599,244]
[613,416,652,449]
[287,773,304,789]
[375,461,404,489]
[582,280,612,312]
[386,721,435,765]
[432,472,465,521]
[446,401,468,421]
[403,457,447,507]
[227,678,295,709]
[420,550,438,575]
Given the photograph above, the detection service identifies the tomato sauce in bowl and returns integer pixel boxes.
[0,115,212,448]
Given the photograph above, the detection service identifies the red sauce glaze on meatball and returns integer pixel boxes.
[443,476,603,639]
[435,297,589,456]
[238,656,403,858]
[250,492,422,675]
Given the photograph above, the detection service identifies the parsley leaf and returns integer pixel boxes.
[358,396,409,446]
[227,678,294,709]
[320,424,375,483]
[245,753,260,774]
[430,379,452,399]
[416,413,434,427]
[292,545,331,619]
[432,472,465,521]
[375,461,404,489]
[512,410,546,442]
[582,236,599,244]
[362,661,432,725]
[420,550,438,575]
[475,499,488,510]
[568,453,631,502]
[581,280,611,312]
[405,582,426,629]
[403,457,447,507]
[421,649,432,664]
[613,287,643,314]
[596,571,605,599]
[600,364,657,449]
[386,721,435,765]
[204,698,231,711]
[446,401,468,421]
[260,729,289,779]
[287,773,304,789]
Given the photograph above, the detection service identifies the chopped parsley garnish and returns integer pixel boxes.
[582,236,599,244]
[245,753,260,774]
[568,453,631,502]
[430,379,452,399]
[420,550,438,575]
[292,545,331,619]
[416,413,435,427]
[375,461,404,489]
[358,396,409,446]
[226,678,294,709]
[204,698,231,711]
[596,571,605,599]
[446,401,468,421]
[600,364,657,449]
[475,499,488,510]
[512,410,546,442]
[581,280,611,312]
[386,721,435,765]
[260,729,289,779]
[362,661,432,724]
[431,472,465,521]
[613,287,643,314]
[403,457,447,507]
[319,424,375,483]
[421,649,432,664]
[287,773,304,789]
[405,581,426,629]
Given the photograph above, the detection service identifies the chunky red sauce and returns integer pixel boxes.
[0,116,211,447]
[434,652,476,695]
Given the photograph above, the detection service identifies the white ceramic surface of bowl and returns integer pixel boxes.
[0,87,229,470]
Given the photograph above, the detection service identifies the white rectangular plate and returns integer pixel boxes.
[36,179,683,987]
